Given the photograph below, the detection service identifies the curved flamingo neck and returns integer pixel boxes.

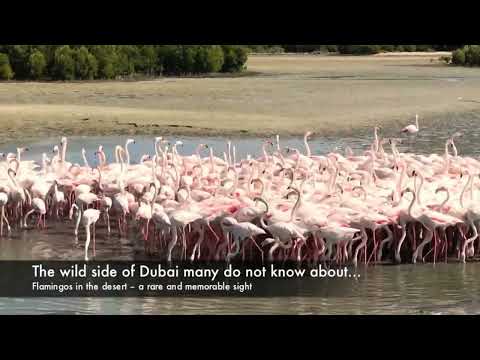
[439,189,450,211]
[407,190,416,218]
[61,139,68,162]
[125,141,131,166]
[416,173,424,205]
[289,188,302,222]
[374,128,379,153]
[209,148,215,172]
[82,150,89,168]
[460,174,473,208]
[304,134,312,157]
[7,170,18,188]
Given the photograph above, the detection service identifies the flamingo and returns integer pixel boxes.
[401,114,420,135]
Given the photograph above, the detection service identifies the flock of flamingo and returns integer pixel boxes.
[1,114,479,265]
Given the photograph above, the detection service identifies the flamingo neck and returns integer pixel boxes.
[227,142,232,167]
[304,135,311,157]
[407,191,416,218]
[62,140,67,162]
[416,173,424,205]
[289,190,301,222]
[8,170,19,189]
[125,141,131,166]
[460,175,473,208]
[374,129,379,153]
[209,148,215,172]
[82,150,89,168]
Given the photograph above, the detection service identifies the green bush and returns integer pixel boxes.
[221,45,248,72]
[0,53,14,80]
[416,45,432,52]
[403,45,416,52]
[0,44,250,80]
[54,45,75,80]
[4,45,31,79]
[338,45,380,55]
[464,45,480,66]
[326,45,338,53]
[194,46,224,73]
[73,46,97,80]
[89,45,118,79]
[452,48,466,65]
[28,50,47,79]
[380,45,395,52]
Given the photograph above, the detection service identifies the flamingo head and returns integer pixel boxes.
[53,145,59,154]
[126,138,136,145]
[401,187,414,198]
[435,186,448,194]
[61,137,67,144]
[305,131,313,138]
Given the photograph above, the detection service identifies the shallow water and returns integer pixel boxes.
[2,120,480,314]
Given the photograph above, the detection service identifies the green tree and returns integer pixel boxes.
[137,45,157,75]
[73,46,97,80]
[28,50,47,79]
[54,45,75,80]
[221,45,248,72]
[89,45,117,79]
[194,46,224,73]
[0,53,14,80]
[181,46,197,74]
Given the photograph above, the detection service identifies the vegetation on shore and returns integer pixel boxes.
[247,45,461,55]
[0,45,248,81]
[450,45,480,66]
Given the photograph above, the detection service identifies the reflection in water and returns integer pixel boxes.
[2,117,480,314]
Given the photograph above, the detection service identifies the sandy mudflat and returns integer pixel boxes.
[1,53,479,144]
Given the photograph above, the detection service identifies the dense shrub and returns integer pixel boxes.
[54,46,75,80]
[380,45,395,52]
[222,45,248,72]
[326,45,338,53]
[195,45,224,73]
[73,46,97,80]
[28,50,47,79]
[451,45,480,66]
[0,53,14,80]
[338,45,380,55]
[402,45,416,52]
[416,45,432,52]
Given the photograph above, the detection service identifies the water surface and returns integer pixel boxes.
[2,118,480,314]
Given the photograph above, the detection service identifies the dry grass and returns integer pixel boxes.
[0,53,479,144]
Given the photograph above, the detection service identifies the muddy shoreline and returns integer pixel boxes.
[1,54,479,144]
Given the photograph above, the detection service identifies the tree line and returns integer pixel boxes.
[0,45,249,81]
[246,45,463,54]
